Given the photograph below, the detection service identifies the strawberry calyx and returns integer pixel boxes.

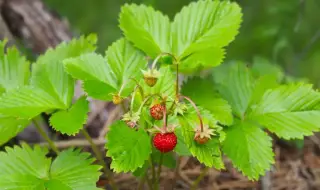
[122,112,140,128]
[194,125,214,144]
[141,68,161,87]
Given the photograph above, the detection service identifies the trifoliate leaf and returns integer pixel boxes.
[106,121,152,173]
[119,4,170,57]
[64,38,146,100]
[31,35,96,108]
[141,66,175,99]
[50,96,89,135]
[172,0,242,71]
[250,83,320,139]
[0,144,101,190]
[0,115,29,145]
[181,77,233,125]
[222,121,274,180]
[179,117,224,169]
[0,86,65,118]
[216,62,254,119]
[0,40,30,92]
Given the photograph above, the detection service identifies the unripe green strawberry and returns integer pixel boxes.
[150,104,165,120]
[141,68,160,87]
[153,132,177,153]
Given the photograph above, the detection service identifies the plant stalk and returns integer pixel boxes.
[179,95,204,132]
[81,129,118,190]
[32,119,60,154]
[154,153,164,190]
[190,167,209,190]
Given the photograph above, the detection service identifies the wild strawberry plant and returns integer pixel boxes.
[0,0,320,189]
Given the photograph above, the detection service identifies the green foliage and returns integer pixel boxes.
[222,121,274,180]
[0,115,29,146]
[50,96,89,135]
[106,121,152,173]
[0,144,101,189]
[0,40,30,92]
[119,0,242,72]
[178,107,224,169]
[181,77,233,125]
[64,38,146,100]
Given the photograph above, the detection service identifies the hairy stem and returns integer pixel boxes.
[175,64,179,98]
[180,95,204,132]
[82,129,118,190]
[33,119,60,154]
[154,153,164,190]
[190,167,209,190]
[162,105,167,132]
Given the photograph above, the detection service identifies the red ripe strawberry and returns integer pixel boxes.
[150,104,165,120]
[153,132,177,153]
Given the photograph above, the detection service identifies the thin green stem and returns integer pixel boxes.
[190,167,209,190]
[162,105,167,132]
[82,129,118,190]
[151,52,178,70]
[137,94,164,113]
[175,64,179,98]
[137,174,146,190]
[146,173,153,190]
[149,158,156,183]
[33,119,59,154]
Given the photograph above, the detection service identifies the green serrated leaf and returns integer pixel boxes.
[0,86,65,118]
[181,77,233,125]
[50,149,102,190]
[106,121,152,173]
[0,40,30,92]
[249,83,320,139]
[217,62,254,119]
[0,115,29,145]
[32,35,96,108]
[223,121,274,180]
[119,4,170,57]
[50,96,88,135]
[0,144,101,190]
[174,127,191,156]
[249,75,279,106]
[252,57,284,81]
[65,38,146,100]
[172,0,242,71]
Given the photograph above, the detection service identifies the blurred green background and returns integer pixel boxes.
[44,0,320,85]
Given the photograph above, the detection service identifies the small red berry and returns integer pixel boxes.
[150,104,165,120]
[153,132,177,153]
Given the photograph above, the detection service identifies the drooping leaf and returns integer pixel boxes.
[0,86,65,118]
[119,4,170,57]
[172,0,242,71]
[249,83,320,139]
[0,115,29,146]
[222,121,274,180]
[0,144,101,190]
[64,38,146,100]
[50,96,89,135]
[216,63,254,119]
[0,40,30,92]
[106,121,152,172]
[181,77,233,125]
